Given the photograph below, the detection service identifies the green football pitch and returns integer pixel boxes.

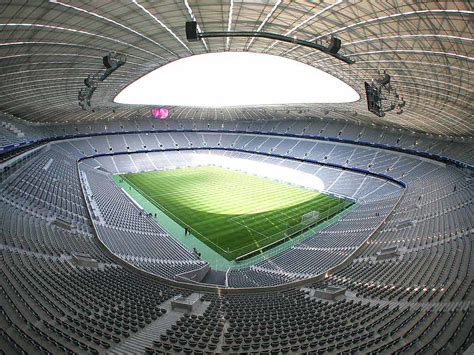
[118,166,352,261]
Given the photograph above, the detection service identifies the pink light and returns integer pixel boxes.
[151,107,169,119]
[151,107,160,118]
[159,108,169,119]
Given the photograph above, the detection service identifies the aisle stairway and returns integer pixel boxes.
[106,299,181,355]
[107,293,210,354]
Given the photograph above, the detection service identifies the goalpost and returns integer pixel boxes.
[301,210,320,226]
[284,210,320,237]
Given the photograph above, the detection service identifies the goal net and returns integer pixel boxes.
[284,210,320,237]
[301,210,320,225]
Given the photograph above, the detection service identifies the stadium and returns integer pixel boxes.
[0,1,472,354]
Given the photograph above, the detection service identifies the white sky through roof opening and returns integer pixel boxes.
[114,52,360,107]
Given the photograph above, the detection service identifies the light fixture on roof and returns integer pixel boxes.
[327,37,341,54]
[78,52,127,110]
[103,52,126,72]
[364,70,406,117]
[185,21,354,64]
[84,74,99,88]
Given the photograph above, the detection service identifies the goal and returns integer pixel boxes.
[301,210,320,225]
[285,210,320,237]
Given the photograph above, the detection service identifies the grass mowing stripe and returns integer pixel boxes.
[119,166,353,260]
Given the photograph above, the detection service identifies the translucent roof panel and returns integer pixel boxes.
[0,1,471,137]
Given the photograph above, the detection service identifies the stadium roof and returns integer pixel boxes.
[0,1,472,137]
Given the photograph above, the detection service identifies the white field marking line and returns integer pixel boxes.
[230,194,322,227]
[121,176,230,254]
[229,218,268,238]
[225,221,280,253]
[127,176,334,219]
[187,192,333,253]
[177,198,300,254]
[124,171,342,254]
[136,169,316,202]
[261,215,281,230]
[143,183,311,209]
[249,224,263,249]
[226,206,315,253]
[227,186,317,209]
[236,199,344,250]
[240,223,265,250]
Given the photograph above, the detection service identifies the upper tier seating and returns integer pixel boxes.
[1,114,472,166]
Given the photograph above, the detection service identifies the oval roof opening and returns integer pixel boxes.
[115,52,360,107]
